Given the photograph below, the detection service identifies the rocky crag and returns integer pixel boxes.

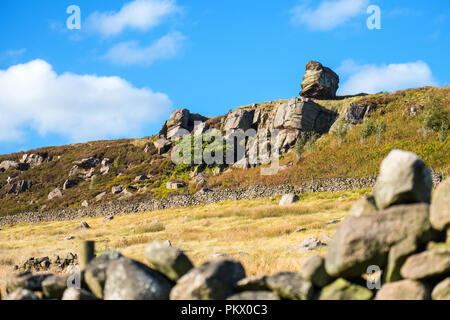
[3,150,449,300]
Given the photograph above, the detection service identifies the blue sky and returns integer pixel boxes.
[1,0,449,154]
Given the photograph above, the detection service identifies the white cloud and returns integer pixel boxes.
[103,32,185,66]
[338,60,437,95]
[87,0,180,37]
[291,0,369,31]
[0,60,172,142]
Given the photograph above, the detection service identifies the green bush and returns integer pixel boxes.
[359,120,375,144]
[375,120,387,144]
[422,97,449,134]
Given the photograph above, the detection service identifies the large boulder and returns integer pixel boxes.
[223,109,255,132]
[6,272,49,293]
[319,278,373,300]
[430,179,450,231]
[325,204,438,278]
[48,188,63,200]
[300,61,339,100]
[5,180,31,195]
[384,236,418,283]
[5,288,39,300]
[373,150,432,210]
[145,241,194,282]
[300,255,333,287]
[162,109,208,140]
[0,160,19,172]
[41,275,68,299]
[84,251,123,299]
[431,277,450,300]
[279,194,299,206]
[74,157,100,169]
[20,153,45,167]
[265,272,314,300]
[400,247,450,280]
[103,257,173,300]
[170,259,246,300]
[62,288,98,300]
[344,102,377,125]
[274,98,335,134]
[153,138,172,155]
[375,280,429,300]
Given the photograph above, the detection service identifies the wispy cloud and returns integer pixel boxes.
[0,60,172,142]
[338,60,437,95]
[103,32,185,66]
[86,0,180,37]
[290,0,369,31]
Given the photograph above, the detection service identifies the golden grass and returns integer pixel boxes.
[0,189,365,296]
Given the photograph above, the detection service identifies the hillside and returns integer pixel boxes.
[0,85,449,217]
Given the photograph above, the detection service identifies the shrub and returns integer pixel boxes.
[359,120,375,144]
[294,133,320,159]
[422,97,450,134]
[335,120,348,146]
[374,120,387,144]
[439,121,449,144]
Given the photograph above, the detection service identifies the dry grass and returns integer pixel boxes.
[0,189,365,296]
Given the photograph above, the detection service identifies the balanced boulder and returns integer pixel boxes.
[300,61,339,100]
[375,280,429,300]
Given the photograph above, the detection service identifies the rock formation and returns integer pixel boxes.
[300,61,339,100]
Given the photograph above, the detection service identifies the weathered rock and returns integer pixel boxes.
[135,175,148,181]
[154,138,172,155]
[104,257,173,300]
[41,275,68,299]
[375,280,429,300]
[290,237,326,252]
[62,288,98,300]
[102,215,114,223]
[400,247,450,280]
[300,255,332,287]
[145,241,194,281]
[0,160,19,171]
[319,278,373,300]
[20,153,45,167]
[95,192,106,201]
[279,193,299,206]
[166,180,187,190]
[111,185,124,195]
[81,200,89,207]
[384,236,418,283]
[349,195,377,217]
[227,291,279,300]
[300,61,339,100]
[6,272,49,293]
[431,277,450,300]
[265,272,313,300]
[163,109,208,140]
[430,179,450,231]
[373,150,432,209]
[63,179,76,190]
[5,288,39,300]
[84,251,123,299]
[6,180,31,195]
[325,204,437,278]
[48,188,63,200]
[235,276,268,292]
[74,157,100,169]
[100,165,110,175]
[223,109,255,132]
[76,222,90,229]
[170,259,246,300]
[344,102,376,125]
[274,98,336,134]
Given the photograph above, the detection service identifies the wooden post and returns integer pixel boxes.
[79,241,95,270]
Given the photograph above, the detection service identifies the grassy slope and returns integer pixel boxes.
[0,86,449,216]
[0,189,367,296]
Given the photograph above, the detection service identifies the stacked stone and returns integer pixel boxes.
[3,150,449,300]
